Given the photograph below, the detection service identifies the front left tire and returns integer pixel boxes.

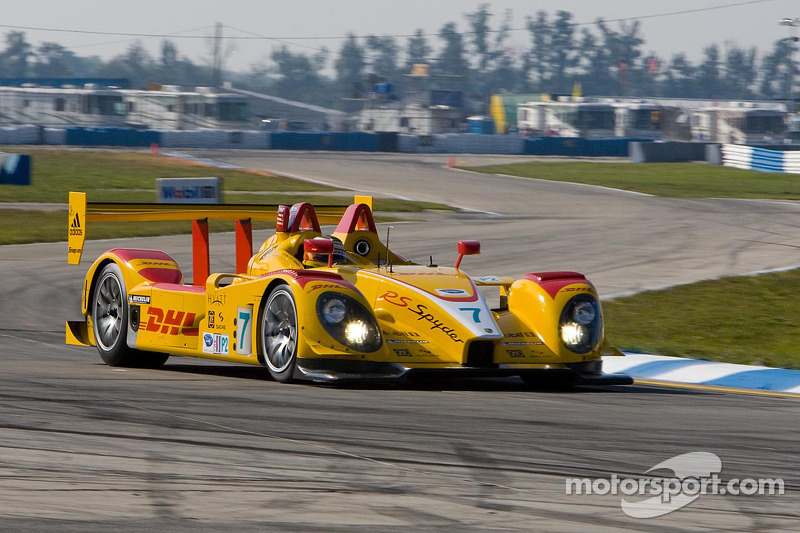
[92,263,168,368]
[260,284,299,382]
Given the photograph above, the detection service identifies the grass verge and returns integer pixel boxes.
[603,268,800,369]
[464,161,800,199]
[0,148,336,203]
[0,149,454,244]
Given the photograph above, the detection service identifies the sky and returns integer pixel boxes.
[4,0,799,72]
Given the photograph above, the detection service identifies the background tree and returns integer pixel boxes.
[722,43,757,99]
[490,10,526,94]
[96,41,154,88]
[576,27,615,95]
[365,35,399,83]
[435,22,469,78]
[2,32,35,77]
[759,39,796,100]
[33,42,74,77]
[696,44,722,98]
[266,46,332,106]
[663,53,696,97]
[596,19,645,96]
[335,33,365,98]
[404,29,431,73]
[526,11,552,91]
[465,4,493,75]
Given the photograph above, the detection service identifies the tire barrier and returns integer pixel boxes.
[269,132,379,152]
[0,125,40,144]
[64,128,161,147]
[527,137,643,157]
[0,125,687,158]
[722,144,800,173]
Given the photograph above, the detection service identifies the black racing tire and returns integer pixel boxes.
[92,263,136,366]
[260,284,299,383]
[92,263,169,368]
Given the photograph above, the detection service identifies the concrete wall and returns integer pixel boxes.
[630,141,710,163]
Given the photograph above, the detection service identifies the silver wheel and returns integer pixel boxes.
[261,286,298,380]
[94,267,125,352]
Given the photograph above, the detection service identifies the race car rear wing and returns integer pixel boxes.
[68,191,373,285]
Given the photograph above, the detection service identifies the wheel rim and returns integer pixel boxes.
[94,272,124,351]
[262,290,297,373]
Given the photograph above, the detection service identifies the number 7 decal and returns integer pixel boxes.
[459,307,482,323]
[236,307,253,355]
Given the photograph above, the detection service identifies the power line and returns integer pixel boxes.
[65,25,214,51]
[0,0,779,44]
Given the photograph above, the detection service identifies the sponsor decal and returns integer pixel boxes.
[134,260,175,268]
[564,287,593,293]
[475,276,502,283]
[382,329,422,338]
[436,288,469,297]
[393,349,412,356]
[208,293,226,306]
[504,332,543,343]
[128,294,150,305]
[409,304,464,344]
[381,291,413,308]
[144,307,198,336]
[208,310,227,331]
[307,283,343,292]
[236,307,253,356]
[386,339,429,344]
[69,212,83,236]
[501,342,541,346]
[506,349,525,358]
[381,291,464,343]
[459,307,482,322]
[202,332,229,355]
[161,185,218,200]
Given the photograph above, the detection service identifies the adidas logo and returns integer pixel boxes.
[69,213,83,236]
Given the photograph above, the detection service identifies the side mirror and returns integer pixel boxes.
[276,204,290,232]
[304,238,334,267]
[455,240,480,270]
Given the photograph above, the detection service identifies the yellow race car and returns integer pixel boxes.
[66,197,631,387]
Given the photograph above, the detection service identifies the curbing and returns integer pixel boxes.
[603,353,800,395]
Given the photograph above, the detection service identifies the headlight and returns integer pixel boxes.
[316,292,382,352]
[321,297,347,324]
[559,294,602,354]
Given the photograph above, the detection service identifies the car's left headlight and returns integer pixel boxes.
[559,294,602,354]
[317,292,382,352]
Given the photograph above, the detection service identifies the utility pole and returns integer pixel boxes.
[778,17,799,111]
[212,22,223,87]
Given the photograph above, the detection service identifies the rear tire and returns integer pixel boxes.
[260,284,299,383]
[92,263,169,368]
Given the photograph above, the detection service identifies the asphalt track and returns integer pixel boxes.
[0,151,798,531]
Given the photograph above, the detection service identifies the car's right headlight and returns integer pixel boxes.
[316,292,382,352]
[559,294,603,354]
